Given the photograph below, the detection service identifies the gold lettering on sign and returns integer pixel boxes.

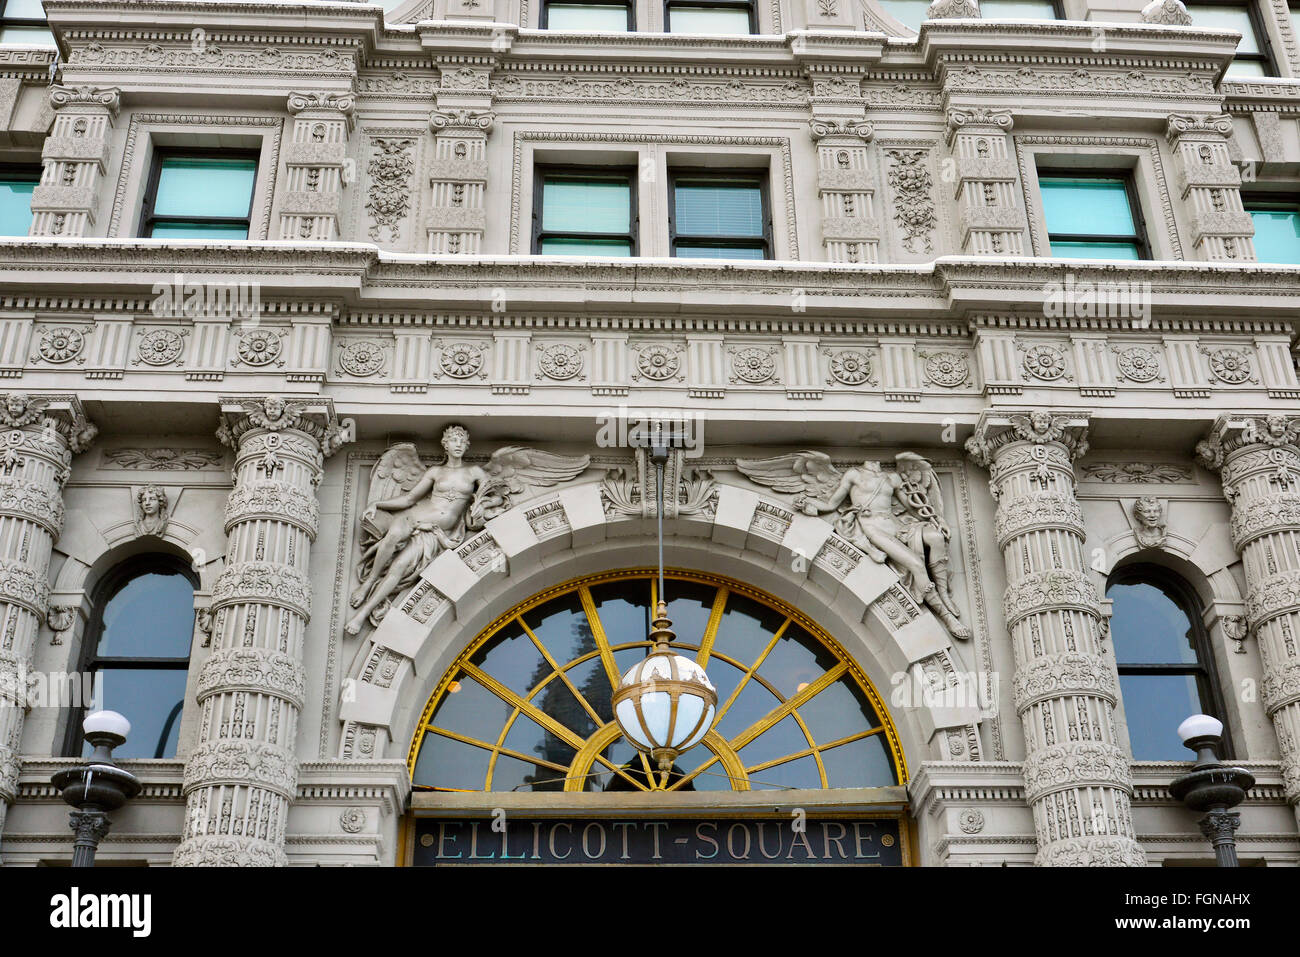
[647,821,668,860]
[549,822,573,860]
[787,827,816,860]
[756,822,782,860]
[695,822,719,860]
[438,821,463,859]
[853,822,880,859]
[612,821,635,860]
[821,822,849,860]
[582,822,606,860]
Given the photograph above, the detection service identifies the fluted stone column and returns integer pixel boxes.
[1196,414,1300,826]
[173,397,349,866]
[0,394,96,848]
[968,411,1146,866]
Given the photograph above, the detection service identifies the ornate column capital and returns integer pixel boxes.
[1165,112,1234,144]
[965,410,1091,469]
[1195,413,1300,473]
[0,392,98,458]
[47,84,121,116]
[945,107,1013,144]
[429,108,496,135]
[809,116,873,143]
[286,90,356,130]
[216,396,352,458]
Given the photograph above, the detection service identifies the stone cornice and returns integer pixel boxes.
[0,242,1297,323]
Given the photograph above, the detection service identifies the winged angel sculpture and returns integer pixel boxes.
[736,451,970,639]
[346,425,589,634]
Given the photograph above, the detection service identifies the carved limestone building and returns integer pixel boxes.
[0,0,1297,866]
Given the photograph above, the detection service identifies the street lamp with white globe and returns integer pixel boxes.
[50,710,142,867]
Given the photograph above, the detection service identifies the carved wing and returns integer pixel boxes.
[735,451,842,502]
[894,452,950,536]
[367,443,424,504]
[471,446,591,526]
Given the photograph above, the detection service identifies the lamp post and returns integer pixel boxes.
[1168,714,1254,867]
[50,710,141,867]
[611,440,717,787]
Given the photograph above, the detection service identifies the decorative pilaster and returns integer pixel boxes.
[427,109,493,254]
[967,412,1146,866]
[280,92,355,241]
[30,87,121,238]
[1196,414,1300,824]
[809,117,879,264]
[173,397,349,866]
[946,108,1028,256]
[1165,114,1256,262]
[0,394,96,849]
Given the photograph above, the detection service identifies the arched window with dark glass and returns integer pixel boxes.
[67,555,197,759]
[1106,564,1230,761]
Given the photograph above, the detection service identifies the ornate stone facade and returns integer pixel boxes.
[0,0,1297,868]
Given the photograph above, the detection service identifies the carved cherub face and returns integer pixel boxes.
[442,426,470,457]
[5,395,26,418]
[1029,411,1052,433]
[1266,415,1286,438]
[264,396,286,420]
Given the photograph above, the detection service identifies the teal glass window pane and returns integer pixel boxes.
[0,176,36,236]
[1224,59,1268,77]
[149,222,250,240]
[1190,6,1261,54]
[668,6,753,33]
[84,669,188,759]
[1120,674,1206,760]
[675,182,764,237]
[546,3,630,29]
[0,25,54,44]
[541,178,630,233]
[98,571,195,658]
[1109,581,1199,665]
[1048,241,1141,260]
[980,0,1057,16]
[820,735,897,788]
[5,0,48,17]
[879,0,929,29]
[540,237,632,255]
[1249,208,1300,264]
[675,245,766,259]
[153,157,257,218]
[413,730,491,789]
[1039,177,1135,235]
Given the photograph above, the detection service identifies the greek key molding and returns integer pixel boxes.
[196,648,306,710]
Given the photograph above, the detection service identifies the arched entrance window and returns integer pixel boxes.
[66,554,197,759]
[409,570,905,793]
[1106,564,1229,761]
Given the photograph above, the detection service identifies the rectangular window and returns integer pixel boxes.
[533,167,637,256]
[139,151,259,239]
[0,0,54,45]
[1186,2,1276,76]
[0,166,38,236]
[541,0,633,29]
[1037,170,1150,260]
[1245,195,1300,263]
[668,170,770,259]
[665,0,755,34]
[977,0,1062,18]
